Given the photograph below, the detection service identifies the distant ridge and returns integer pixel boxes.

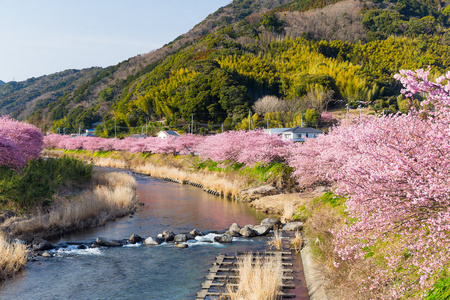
[0,80,5,86]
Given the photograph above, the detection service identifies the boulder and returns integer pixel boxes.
[226,230,241,237]
[282,222,304,231]
[261,218,282,230]
[253,225,271,236]
[143,237,163,246]
[239,227,256,237]
[174,243,188,249]
[189,229,204,237]
[214,234,233,243]
[162,230,175,242]
[241,185,277,200]
[243,224,254,230]
[128,234,143,244]
[96,237,123,247]
[77,245,87,250]
[174,234,188,243]
[32,238,53,251]
[229,223,241,234]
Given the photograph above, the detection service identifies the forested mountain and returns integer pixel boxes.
[1,0,450,136]
[0,80,5,86]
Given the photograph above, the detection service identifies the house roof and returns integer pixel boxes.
[264,128,291,134]
[282,126,322,134]
[159,130,179,136]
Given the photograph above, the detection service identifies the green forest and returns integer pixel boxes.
[1,0,450,136]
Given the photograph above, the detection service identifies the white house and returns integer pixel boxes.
[281,126,322,142]
[157,130,180,139]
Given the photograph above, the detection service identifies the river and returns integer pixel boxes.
[0,172,270,299]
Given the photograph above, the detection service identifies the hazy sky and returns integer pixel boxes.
[0,0,232,82]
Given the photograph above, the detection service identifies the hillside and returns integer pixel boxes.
[1,0,450,135]
[0,80,5,86]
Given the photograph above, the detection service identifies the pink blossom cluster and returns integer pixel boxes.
[289,68,450,298]
[196,130,291,166]
[44,130,290,166]
[0,116,43,170]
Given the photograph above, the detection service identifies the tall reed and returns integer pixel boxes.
[227,253,283,300]
[0,233,28,281]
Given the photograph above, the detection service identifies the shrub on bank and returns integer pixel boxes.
[0,157,92,211]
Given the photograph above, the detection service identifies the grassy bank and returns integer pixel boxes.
[44,149,295,200]
[298,192,450,299]
[2,171,138,241]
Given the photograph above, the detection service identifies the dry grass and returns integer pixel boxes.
[3,171,138,240]
[0,233,28,281]
[281,202,295,223]
[290,231,304,254]
[267,230,283,251]
[93,157,129,169]
[46,150,253,200]
[227,253,283,300]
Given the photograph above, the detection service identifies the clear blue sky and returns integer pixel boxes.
[0,0,232,82]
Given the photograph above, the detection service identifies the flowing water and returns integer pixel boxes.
[0,173,270,299]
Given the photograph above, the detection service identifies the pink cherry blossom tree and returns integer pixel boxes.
[0,116,43,170]
[289,68,450,298]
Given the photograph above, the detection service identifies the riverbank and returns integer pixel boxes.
[43,149,296,201]
[44,148,332,299]
[1,170,138,242]
[0,169,138,282]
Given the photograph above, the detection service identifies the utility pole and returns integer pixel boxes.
[114,117,117,138]
[191,114,194,134]
[248,110,252,131]
[346,104,349,126]
[358,105,362,118]
[79,126,81,135]
[266,118,269,129]
[221,123,224,133]
[301,113,305,127]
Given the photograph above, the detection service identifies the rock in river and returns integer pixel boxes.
[214,234,233,243]
[129,234,143,244]
[32,238,53,251]
[282,222,304,231]
[174,234,188,243]
[261,218,282,230]
[253,225,271,236]
[96,237,123,247]
[229,223,241,234]
[143,237,163,246]
[239,226,255,237]
[189,229,204,237]
[162,230,175,242]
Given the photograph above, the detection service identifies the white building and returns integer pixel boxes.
[157,130,180,139]
[281,126,322,142]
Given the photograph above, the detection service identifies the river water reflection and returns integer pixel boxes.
[0,173,270,299]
